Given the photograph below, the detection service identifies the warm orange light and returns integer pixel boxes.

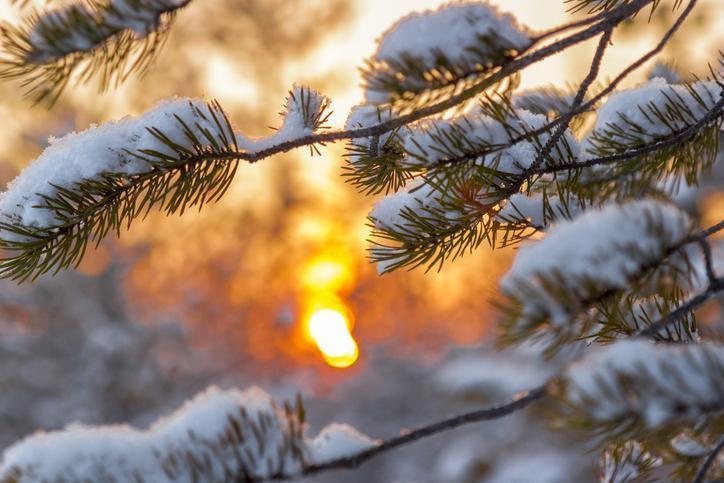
[302,257,354,293]
[307,308,359,368]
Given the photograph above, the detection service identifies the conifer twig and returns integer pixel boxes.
[165,0,651,166]
[635,220,724,338]
[523,26,612,176]
[254,385,548,482]
[692,436,724,483]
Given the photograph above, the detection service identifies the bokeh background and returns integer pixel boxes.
[0,1,722,481]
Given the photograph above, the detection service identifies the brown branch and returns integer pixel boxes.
[537,93,724,175]
[173,0,652,166]
[693,436,724,483]
[524,26,613,176]
[636,219,724,338]
[511,0,699,145]
[252,385,548,482]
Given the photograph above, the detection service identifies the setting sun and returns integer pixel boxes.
[307,308,359,368]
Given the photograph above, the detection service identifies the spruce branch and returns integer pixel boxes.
[557,339,724,450]
[523,26,612,176]
[0,0,191,105]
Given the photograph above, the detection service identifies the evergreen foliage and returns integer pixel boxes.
[0,0,721,481]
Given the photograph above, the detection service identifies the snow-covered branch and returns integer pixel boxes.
[0,385,547,483]
[0,386,377,483]
[0,0,192,104]
[559,339,724,436]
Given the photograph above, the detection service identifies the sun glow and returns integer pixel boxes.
[307,308,359,368]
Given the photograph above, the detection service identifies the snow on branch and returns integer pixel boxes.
[0,0,191,104]
[499,199,695,344]
[581,78,723,191]
[362,1,531,111]
[364,104,579,273]
[599,441,662,483]
[0,386,377,482]
[559,339,724,437]
[0,86,330,281]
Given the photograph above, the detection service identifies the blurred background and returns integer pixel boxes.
[0,1,722,481]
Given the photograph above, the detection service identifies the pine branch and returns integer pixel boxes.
[0,87,331,281]
[0,0,191,105]
[227,0,652,164]
[499,210,721,350]
[538,93,724,176]
[256,385,548,482]
[523,26,612,175]
[501,0,699,150]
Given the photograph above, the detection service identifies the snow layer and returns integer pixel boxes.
[107,0,187,35]
[368,1,530,103]
[584,78,721,154]
[0,385,377,482]
[344,104,396,165]
[307,423,378,464]
[500,200,692,325]
[368,108,579,274]
[370,178,439,230]
[28,1,187,62]
[600,442,661,483]
[0,87,327,234]
[402,109,578,171]
[564,340,724,427]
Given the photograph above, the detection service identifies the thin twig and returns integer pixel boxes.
[524,27,613,176]
[253,385,548,482]
[168,0,652,165]
[693,437,724,483]
[537,93,724,175]
[515,0,699,144]
[698,238,718,287]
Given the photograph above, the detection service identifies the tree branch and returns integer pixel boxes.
[637,220,724,338]
[161,0,652,167]
[514,0,699,145]
[254,385,548,482]
[538,93,724,175]
[693,436,724,483]
[524,26,612,176]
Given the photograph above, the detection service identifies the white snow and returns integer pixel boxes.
[564,340,724,427]
[370,178,439,230]
[0,87,328,235]
[0,385,377,482]
[28,1,188,62]
[307,423,379,464]
[367,1,530,103]
[28,4,97,62]
[600,442,661,483]
[584,78,721,155]
[402,109,578,172]
[107,0,187,35]
[344,104,396,165]
[0,386,306,481]
[670,434,711,457]
[500,200,692,325]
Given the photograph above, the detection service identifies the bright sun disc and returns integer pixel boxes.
[307,309,359,368]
